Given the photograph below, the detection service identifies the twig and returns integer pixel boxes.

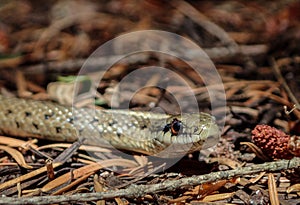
[21,44,267,75]
[23,56,123,73]
[170,1,237,47]
[170,0,239,59]
[0,158,299,205]
[270,57,300,118]
[22,52,151,73]
[169,0,262,70]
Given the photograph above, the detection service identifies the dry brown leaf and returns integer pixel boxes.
[133,155,148,166]
[46,159,55,181]
[240,142,270,161]
[0,136,38,149]
[287,183,300,193]
[94,174,105,205]
[41,159,138,193]
[169,195,192,203]
[184,185,201,196]
[179,179,234,202]
[77,152,113,164]
[249,171,266,184]
[0,145,32,169]
[77,157,98,165]
[0,162,61,190]
[16,70,31,98]
[209,157,243,169]
[94,174,104,192]
[37,143,111,153]
[115,197,128,205]
[17,182,21,198]
[202,192,235,202]
[127,161,157,176]
[63,187,90,196]
[0,55,22,68]
[22,188,41,197]
[51,172,92,195]
[198,180,231,198]
[26,80,46,93]
[268,173,280,205]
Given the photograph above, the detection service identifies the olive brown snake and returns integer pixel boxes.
[0,95,219,158]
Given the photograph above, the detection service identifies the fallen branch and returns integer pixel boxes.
[0,157,299,205]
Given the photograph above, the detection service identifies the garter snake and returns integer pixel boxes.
[0,95,219,158]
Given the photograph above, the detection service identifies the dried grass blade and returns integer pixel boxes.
[0,136,37,149]
[202,192,235,202]
[94,174,105,205]
[240,142,270,161]
[0,145,32,169]
[286,183,300,193]
[268,173,280,205]
[42,159,138,193]
[51,172,92,195]
[0,162,62,191]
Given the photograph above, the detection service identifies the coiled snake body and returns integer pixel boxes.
[0,95,219,158]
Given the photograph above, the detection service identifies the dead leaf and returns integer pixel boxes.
[41,159,138,193]
[268,173,280,205]
[94,174,105,205]
[0,162,61,191]
[0,136,38,149]
[209,157,243,168]
[202,192,235,202]
[52,172,92,195]
[37,143,112,153]
[287,183,300,193]
[240,142,270,161]
[0,145,32,169]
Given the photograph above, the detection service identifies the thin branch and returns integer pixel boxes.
[169,0,263,67]
[270,57,300,118]
[0,158,299,205]
[23,55,126,73]
[170,1,238,47]
[20,44,267,74]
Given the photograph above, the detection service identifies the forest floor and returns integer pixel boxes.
[0,1,299,204]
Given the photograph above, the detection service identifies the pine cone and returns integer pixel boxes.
[251,125,295,159]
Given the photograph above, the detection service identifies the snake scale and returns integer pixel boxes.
[0,95,219,158]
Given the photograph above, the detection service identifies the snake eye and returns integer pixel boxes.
[163,118,183,136]
[170,118,182,136]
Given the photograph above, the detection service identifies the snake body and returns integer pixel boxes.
[0,95,219,158]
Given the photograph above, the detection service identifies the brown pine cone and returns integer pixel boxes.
[251,125,299,159]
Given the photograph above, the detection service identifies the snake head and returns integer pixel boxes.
[153,113,220,158]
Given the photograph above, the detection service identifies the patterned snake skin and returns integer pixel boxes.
[0,95,219,158]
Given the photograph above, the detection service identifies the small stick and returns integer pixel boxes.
[270,57,300,114]
[0,158,299,205]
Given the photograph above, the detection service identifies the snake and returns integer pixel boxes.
[0,95,219,158]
